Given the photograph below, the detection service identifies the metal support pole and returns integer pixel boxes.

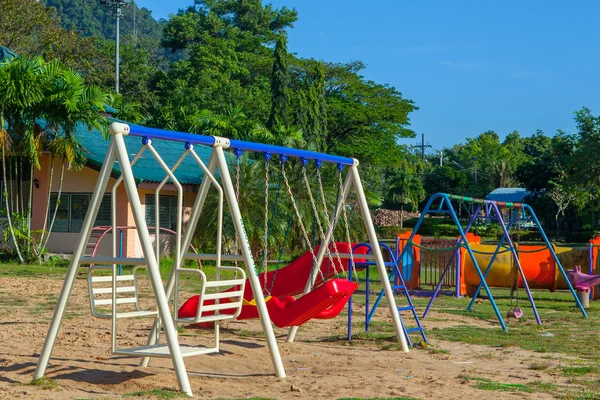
[34,142,117,380]
[115,6,121,93]
[112,132,192,396]
[351,165,410,351]
[213,146,286,378]
[119,228,123,276]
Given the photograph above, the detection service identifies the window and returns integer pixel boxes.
[47,193,112,233]
[49,194,70,232]
[145,195,178,230]
[95,194,112,227]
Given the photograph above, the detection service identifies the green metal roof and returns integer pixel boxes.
[75,121,214,185]
[0,46,17,62]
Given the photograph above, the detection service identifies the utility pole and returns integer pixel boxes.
[411,133,432,161]
[100,0,130,93]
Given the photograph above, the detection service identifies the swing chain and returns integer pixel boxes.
[281,162,326,285]
[338,167,358,282]
[302,166,336,276]
[232,150,242,271]
[316,167,344,277]
[262,153,272,290]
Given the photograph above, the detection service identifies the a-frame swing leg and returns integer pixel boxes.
[213,146,286,378]
[34,141,117,381]
[286,163,410,353]
[113,132,193,395]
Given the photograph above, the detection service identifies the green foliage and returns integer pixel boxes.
[29,377,59,390]
[43,0,162,43]
[267,36,289,128]
[124,389,186,399]
[0,52,109,263]
[0,0,112,83]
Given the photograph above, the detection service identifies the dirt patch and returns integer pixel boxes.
[0,276,576,399]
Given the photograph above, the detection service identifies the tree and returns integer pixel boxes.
[158,0,298,127]
[0,0,112,83]
[384,168,425,228]
[267,36,289,129]
[39,64,109,256]
[306,60,417,165]
[572,108,600,228]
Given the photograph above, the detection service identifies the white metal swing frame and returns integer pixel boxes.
[34,122,410,397]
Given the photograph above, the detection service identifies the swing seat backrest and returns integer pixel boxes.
[175,266,246,324]
[246,242,365,299]
[88,265,158,319]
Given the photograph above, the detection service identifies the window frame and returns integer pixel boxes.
[145,194,179,231]
[47,192,112,233]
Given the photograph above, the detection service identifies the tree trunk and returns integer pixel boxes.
[37,155,55,253]
[400,204,404,229]
[27,162,34,261]
[42,161,66,252]
[1,139,24,263]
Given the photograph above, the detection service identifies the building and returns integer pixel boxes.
[0,121,211,258]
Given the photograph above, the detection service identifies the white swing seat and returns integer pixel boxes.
[88,265,158,319]
[174,265,246,325]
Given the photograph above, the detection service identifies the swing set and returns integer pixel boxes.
[34,122,411,397]
[398,193,588,331]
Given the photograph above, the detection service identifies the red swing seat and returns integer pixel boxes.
[177,243,364,327]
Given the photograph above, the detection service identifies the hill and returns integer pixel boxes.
[42,0,163,42]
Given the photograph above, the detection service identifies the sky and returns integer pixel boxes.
[136,0,600,150]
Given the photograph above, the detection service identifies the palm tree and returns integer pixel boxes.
[385,168,426,229]
[0,55,46,263]
[38,64,108,256]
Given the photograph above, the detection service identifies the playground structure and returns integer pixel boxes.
[398,233,599,298]
[346,242,427,346]
[396,193,588,331]
[33,122,415,397]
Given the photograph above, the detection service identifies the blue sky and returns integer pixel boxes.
[136,0,600,150]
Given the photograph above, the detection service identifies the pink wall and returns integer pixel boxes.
[31,154,195,258]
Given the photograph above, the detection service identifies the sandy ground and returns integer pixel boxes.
[0,276,577,399]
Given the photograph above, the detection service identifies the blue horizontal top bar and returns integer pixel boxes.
[227,138,354,165]
[128,125,216,147]
[127,124,354,166]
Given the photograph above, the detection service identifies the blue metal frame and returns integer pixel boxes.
[347,243,427,345]
[398,193,509,330]
[522,204,587,318]
[127,124,355,166]
[399,193,588,331]
[466,203,542,325]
